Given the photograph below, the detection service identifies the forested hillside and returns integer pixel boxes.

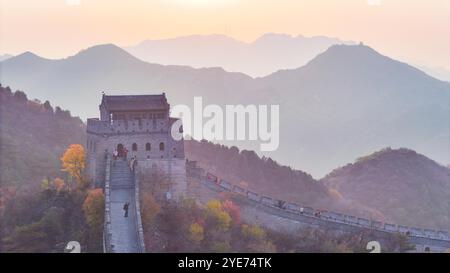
[322,148,450,230]
[0,84,85,189]
[184,139,382,219]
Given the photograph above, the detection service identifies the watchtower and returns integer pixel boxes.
[86,93,186,199]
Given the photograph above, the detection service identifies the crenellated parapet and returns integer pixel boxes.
[87,117,171,136]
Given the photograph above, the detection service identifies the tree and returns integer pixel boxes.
[3,207,65,253]
[61,144,87,190]
[222,199,240,226]
[242,224,266,241]
[205,199,231,231]
[211,241,231,252]
[43,100,53,113]
[54,177,65,193]
[141,192,160,227]
[241,224,276,252]
[188,222,204,243]
[13,90,27,102]
[82,189,104,252]
[82,189,104,229]
[40,177,51,191]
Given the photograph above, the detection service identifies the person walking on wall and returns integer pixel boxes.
[123,202,129,218]
[129,156,135,171]
[132,157,138,172]
[113,149,118,166]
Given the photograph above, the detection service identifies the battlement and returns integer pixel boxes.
[87,117,172,135]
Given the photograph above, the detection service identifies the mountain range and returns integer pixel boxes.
[1,42,449,178]
[124,33,353,77]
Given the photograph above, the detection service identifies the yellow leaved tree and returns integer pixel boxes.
[205,199,232,231]
[61,144,87,190]
[188,222,204,243]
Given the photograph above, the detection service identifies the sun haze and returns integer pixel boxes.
[0,0,449,69]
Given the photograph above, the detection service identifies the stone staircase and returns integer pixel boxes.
[108,159,141,253]
[110,160,134,189]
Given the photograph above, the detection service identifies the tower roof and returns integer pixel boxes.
[101,93,169,111]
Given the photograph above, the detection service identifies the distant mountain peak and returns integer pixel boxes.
[328,43,379,55]
[68,43,140,64]
[355,147,419,163]
[326,147,447,178]
[312,43,381,62]
[265,42,442,84]
[2,51,51,66]
[322,147,450,229]
[15,51,44,60]
[74,43,134,57]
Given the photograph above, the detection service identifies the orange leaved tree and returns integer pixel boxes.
[83,188,105,252]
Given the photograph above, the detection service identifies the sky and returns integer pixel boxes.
[1,0,449,69]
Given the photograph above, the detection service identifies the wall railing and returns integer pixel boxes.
[103,153,113,253]
[132,165,146,253]
[188,164,450,243]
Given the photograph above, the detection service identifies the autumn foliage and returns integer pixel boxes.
[204,199,232,231]
[53,177,65,193]
[82,189,105,229]
[141,192,161,227]
[188,222,204,243]
[61,144,87,190]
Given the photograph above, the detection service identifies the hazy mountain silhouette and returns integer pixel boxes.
[0,43,254,119]
[124,33,353,77]
[1,43,449,178]
[322,148,450,230]
[0,54,13,62]
[253,44,450,177]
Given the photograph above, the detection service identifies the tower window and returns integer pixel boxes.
[132,143,138,151]
[159,142,165,151]
[146,143,151,151]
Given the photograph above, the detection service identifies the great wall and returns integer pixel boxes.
[102,156,450,253]
[91,94,450,253]
[186,160,450,252]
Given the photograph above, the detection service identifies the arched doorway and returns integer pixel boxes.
[117,143,124,157]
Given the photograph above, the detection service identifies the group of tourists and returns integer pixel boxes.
[113,147,128,160]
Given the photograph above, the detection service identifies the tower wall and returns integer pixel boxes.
[86,131,186,198]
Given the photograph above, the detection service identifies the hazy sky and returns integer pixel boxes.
[1,0,449,69]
